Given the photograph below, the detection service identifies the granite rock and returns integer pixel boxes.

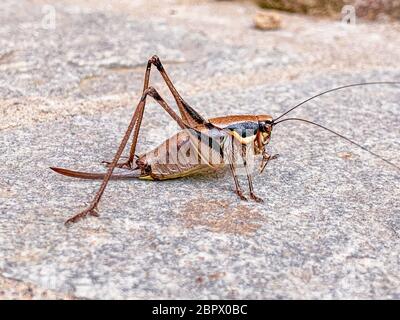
[0,0,399,299]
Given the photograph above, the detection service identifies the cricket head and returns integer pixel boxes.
[255,115,274,152]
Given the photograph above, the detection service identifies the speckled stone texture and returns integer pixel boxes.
[0,0,399,299]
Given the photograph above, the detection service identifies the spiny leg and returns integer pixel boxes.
[246,173,263,202]
[103,55,205,169]
[121,87,188,170]
[65,99,143,224]
[228,138,247,201]
[147,55,206,128]
[229,163,247,201]
[260,152,279,174]
[65,87,188,224]
[241,145,264,203]
[102,58,154,169]
[118,74,191,168]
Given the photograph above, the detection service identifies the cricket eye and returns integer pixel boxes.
[264,124,272,133]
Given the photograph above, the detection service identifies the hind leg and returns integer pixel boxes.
[64,87,189,225]
[102,55,206,169]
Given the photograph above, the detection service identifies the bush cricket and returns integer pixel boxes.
[50,55,400,225]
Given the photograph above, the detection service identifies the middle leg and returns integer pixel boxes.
[228,137,247,201]
[241,144,264,202]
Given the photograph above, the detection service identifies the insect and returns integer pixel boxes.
[50,55,400,225]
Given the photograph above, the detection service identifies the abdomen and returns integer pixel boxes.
[136,115,259,180]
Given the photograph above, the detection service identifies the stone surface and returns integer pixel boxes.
[0,0,399,299]
[254,11,282,30]
[256,0,400,20]
[256,0,345,16]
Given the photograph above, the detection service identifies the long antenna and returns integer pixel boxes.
[273,81,400,122]
[273,117,400,171]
